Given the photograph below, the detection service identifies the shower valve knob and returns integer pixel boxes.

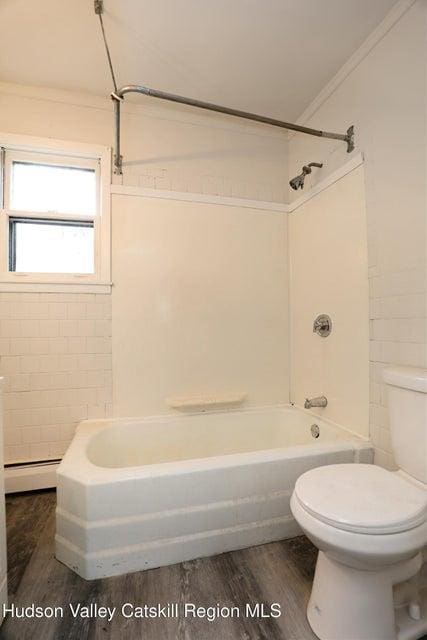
[313,314,332,337]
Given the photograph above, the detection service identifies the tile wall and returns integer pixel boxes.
[0,292,112,463]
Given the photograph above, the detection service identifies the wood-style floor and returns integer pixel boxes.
[2,491,427,640]
[0,489,320,640]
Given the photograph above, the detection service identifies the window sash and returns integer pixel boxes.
[9,217,95,273]
[3,149,100,219]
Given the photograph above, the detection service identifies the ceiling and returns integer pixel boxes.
[0,0,397,120]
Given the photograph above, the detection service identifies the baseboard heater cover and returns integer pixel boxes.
[4,459,60,493]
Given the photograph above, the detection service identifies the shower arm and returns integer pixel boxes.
[111,86,355,175]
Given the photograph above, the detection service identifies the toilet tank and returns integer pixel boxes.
[383,366,427,484]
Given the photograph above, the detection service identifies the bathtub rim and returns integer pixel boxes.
[57,403,372,486]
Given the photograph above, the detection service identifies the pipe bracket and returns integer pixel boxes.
[94,0,103,15]
[113,154,123,175]
[346,125,355,153]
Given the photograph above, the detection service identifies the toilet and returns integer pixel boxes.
[290,366,427,640]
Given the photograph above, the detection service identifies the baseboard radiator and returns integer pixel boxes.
[4,459,60,493]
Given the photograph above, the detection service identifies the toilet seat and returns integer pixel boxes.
[294,464,427,535]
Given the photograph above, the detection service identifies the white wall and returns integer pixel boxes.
[289,165,369,437]
[0,81,289,462]
[112,195,289,417]
[288,0,427,467]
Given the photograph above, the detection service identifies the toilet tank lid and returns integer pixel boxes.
[383,366,427,393]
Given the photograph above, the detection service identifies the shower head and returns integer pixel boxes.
[289,173,306,190]
[289,162,323,190]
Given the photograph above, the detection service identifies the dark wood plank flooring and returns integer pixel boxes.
[2,490,427,640]
[0,490,316,639]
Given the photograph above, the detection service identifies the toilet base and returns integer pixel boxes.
[307,551,425,640]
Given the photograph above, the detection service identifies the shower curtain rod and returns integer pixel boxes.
[94,0,354,175]
[111,86,354,175]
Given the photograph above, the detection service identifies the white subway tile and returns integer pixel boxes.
[29,443,49,459]
[77,354,110,370]
[87,404,106,419]
[57,355,78,372]
[49,441,69,457]
[77,319,96,336]
[26,302,50,319]
[66,371,88,389]
[19,320,41,337]
[0,291,111,462]
[0,356,21,374]
[9,338,31,355]
[86,303,107,319]
[67,337,87,353]
[86,337,111,354]
[96,386,112,403]
[59,423,77,440]
[38,319,60,337]
[59,320,79,336]
[0,320,21,338]
[48,337,68,354]
[0,338,10,355]
[29,338,50,355]
[51,405,87,424]
[48,303,68,319]
[7,444,30,463]
[21,426,42,444]
[40,425,60,442]
[4,428,22,446]
[67,303,87,319]
[9,374,31,392]
[94,319,112,336]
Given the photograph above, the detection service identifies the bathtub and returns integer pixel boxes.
[55,405,373,579]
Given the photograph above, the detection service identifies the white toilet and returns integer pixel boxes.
[290,366,427,640]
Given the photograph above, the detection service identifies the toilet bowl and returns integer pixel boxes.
[291,366,427,640]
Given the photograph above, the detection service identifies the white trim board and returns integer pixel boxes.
[296,0,417,125]
[111,185,289,213]
[0,282,111,293]
[112,155,364,214]
[288,153,364,213]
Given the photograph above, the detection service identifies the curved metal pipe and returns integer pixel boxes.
[112,84,355,175]
[289,162,324,190]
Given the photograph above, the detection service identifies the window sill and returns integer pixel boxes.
[0,280,112,294]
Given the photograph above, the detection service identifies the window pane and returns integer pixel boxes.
[10,162,96,215]
[10,219,94,274]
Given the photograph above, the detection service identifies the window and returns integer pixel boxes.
[9,218,94,274]
[0,136,111,291]
[9,161,97,215]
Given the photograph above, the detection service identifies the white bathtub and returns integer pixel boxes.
[55,405,373,579]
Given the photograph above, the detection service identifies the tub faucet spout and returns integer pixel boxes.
[304,396,328,409]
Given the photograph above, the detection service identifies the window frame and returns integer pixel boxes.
[0,133,111,293]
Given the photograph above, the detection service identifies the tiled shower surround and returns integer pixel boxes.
[0,292,112,463]
[287,2,427,469]
[369,278,427,468]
